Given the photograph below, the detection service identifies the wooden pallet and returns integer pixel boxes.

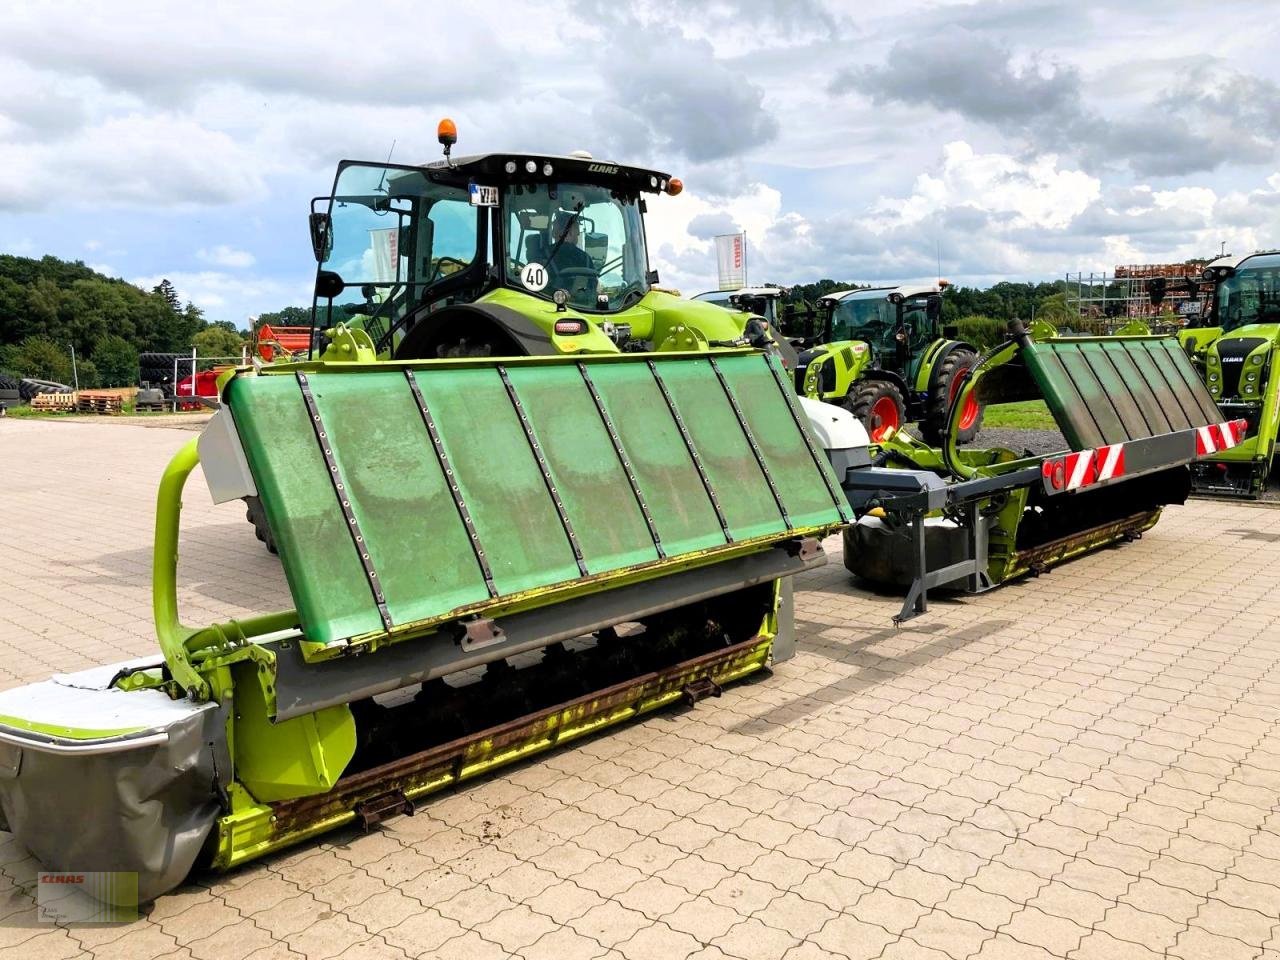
[76,391,124,415]
[31,392,76,412]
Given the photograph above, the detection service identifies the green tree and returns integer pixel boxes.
[257,306,311,327]
[93,334,139,387]
[153,279,181,311]
[193,326,243,360]
[73,357,99,389]
[10,336,73,384]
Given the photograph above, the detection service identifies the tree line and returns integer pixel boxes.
[0,254,255,387]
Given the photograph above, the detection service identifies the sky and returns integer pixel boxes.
[2,0,1278,326]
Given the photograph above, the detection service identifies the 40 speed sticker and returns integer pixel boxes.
[521,262,549,292]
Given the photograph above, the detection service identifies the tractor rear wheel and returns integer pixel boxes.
[921,349,984,445]
[847,380,906,442]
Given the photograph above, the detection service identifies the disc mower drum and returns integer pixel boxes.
[842,515,971,588]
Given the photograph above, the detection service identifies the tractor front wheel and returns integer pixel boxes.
[921,349,985,445]
[847,380,906,442]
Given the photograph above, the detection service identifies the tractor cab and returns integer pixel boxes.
[818,284,944,383]
[693,286,785,328]
[795,282,982,444]
[302,122,768,362]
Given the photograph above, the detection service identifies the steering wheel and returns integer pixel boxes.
[550,268,599,298]
[428,257,468,282]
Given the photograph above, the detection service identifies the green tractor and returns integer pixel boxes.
[246,120,785,550]
[791,283,986,444]
[1176,250,1280,496]
[305,122,777,363]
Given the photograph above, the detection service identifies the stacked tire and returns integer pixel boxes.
[0,374,18,409]
[18,378,74,401]
[139,353,183,398]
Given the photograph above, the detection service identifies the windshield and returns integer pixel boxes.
[505,182,648,311]
[830,296,897,345]
[1217,254,1280,332]
[315,162,480,344]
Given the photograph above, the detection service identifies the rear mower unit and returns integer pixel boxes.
[0,348,848,901]
[834,321,1240,621]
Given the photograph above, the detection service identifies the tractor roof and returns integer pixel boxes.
[693,287,786,300]
[818,283,943,305]
[1200,250,1280,282]
[418,153,674,194]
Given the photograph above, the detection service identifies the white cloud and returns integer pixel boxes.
[0,114,269,212]
[868,142,1101,232]
[198,245,256,268]
[0,0,1277,308]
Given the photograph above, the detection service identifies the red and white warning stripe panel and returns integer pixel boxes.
[1195,419,1248,456]
[1042,443,1126,493]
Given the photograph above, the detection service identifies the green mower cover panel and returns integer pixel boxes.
[228,350,849,653]
[1019,335,1223,450]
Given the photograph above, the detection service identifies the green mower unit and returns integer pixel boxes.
[0,349,849,901]
[828,321,1242,621]
[1176,251,1280,497]
[792,284,986,444]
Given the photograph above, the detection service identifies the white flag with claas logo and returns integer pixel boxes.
[715,233,745,291]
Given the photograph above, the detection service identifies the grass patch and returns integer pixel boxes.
[981,400,1058,430]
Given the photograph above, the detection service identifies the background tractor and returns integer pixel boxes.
[790,283,985,444]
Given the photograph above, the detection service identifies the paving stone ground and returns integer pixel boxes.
[3,417,1280,960]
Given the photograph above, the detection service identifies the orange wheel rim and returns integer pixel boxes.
[869,395,900,442]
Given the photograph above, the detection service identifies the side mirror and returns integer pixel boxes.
[309,212,333,263]
[943,324,959,339]
[315,270,345,300]
[645,269,660,286]
[926,296,941,321]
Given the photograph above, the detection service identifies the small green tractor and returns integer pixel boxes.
[790,283,986,444]
[1175,250,1280,496]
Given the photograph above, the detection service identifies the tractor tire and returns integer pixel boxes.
[846,379,906,443]
[19,378,73,401]
[244,495,277,555]
[920,349,985,445]
[0,375,16,391]
[139,353,182,389]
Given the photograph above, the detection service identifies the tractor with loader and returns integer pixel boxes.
[1170,250,1280,497]
[0,130,1240,903]
[791,283,986,445]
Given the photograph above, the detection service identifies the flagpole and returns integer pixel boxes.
[743,231,749,288]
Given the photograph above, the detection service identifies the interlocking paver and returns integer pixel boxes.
[5,420,1280,959]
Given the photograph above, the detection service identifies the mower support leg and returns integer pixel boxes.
[894,503,994,625]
